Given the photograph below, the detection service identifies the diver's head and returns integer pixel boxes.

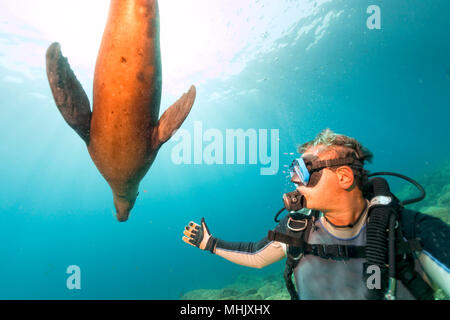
[290,129,372,212]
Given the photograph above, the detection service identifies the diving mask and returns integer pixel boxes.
[289,154,362,187]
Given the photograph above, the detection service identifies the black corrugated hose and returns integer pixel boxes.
[364,177,394,299]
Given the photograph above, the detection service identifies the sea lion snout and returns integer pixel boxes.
[113,195,137,222]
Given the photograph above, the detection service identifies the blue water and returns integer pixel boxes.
[0,0,449,299]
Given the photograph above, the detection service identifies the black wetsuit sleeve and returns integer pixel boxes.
[213,217,289,268]
[215,216,288,253]
[401,209,450,269]
[216,237,272,254]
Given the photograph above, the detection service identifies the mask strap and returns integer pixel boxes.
[310,157,361,170]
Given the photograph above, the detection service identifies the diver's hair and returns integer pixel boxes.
[298,128,373,190]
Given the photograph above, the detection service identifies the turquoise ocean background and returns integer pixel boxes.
[0,0,449,299]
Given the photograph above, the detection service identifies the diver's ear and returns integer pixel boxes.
[335,166,355,190]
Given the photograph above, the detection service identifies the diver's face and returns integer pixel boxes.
[292,146,341,211]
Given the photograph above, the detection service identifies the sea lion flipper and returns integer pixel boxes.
[46,42,91,145]
[154,85,196,146]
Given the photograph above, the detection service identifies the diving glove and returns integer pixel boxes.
[182,217,218,253]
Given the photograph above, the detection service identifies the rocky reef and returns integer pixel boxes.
[180,272,290,300]
[181,161,450,300]
[396,161,450,225]
[180,270,448,300]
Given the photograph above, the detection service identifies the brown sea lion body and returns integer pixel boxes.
[46,0,196,221]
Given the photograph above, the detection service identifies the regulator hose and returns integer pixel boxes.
[367,171,426,206]
[274,207,286,223]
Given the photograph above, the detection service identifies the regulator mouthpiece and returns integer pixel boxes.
[283,189,306,212]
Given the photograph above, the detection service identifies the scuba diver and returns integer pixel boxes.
[182,129,450,300]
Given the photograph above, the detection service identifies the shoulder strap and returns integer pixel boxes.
[268,209,366,260]
[281,210,318,300]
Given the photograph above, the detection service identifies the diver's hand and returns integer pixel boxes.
[182,218,217,253]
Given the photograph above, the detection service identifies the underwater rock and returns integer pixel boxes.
[219,288,240,299]
[257,284,279,298]
[421,206,450,225]
[180,271,290,300]
[181,289,222,300]
[243,288,258,296]
[397,161,450,225]
[437,185,450,207]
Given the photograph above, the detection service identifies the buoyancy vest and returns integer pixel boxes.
[268,205,435,300]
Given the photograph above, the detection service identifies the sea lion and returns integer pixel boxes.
[45,0,196,222]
